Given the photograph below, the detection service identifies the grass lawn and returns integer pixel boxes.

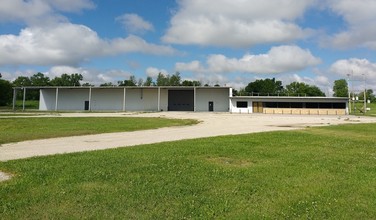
[1,123,376,219]
[351,102,376,116]
[0,100,39,112]
[0,117,198,144]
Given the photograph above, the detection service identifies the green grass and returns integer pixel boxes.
[0,117,198,144]
[1,123,376,219]
[0,100,39,112]
[351,102,376,116]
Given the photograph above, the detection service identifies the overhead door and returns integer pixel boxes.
[168,90,194,111]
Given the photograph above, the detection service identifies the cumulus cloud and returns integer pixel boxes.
[163,0,315,47]
[330,58,376,91]
[0,23,177,67]
[330,58,376,78]
[325,0,376,49]
[176,45,321,74]
[116,13,154,33]
[0,0,94,24]
[145,67,170,78]
[47,66,134,85]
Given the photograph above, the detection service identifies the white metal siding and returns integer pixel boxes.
[58,89,90,110]
[39,89,56,110]
[196,88,229,112]
[230,99,253,113]
[91,89,123,111]
[125,88,158,111]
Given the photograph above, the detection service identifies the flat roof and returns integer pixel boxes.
[230,96,348,101]
[14,86,231,89]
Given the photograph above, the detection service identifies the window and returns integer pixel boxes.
[306,103,319,108]
[278,102,290,108]
[264,102,277,108]
[291,102,303,108]
[333,103,346,109]
[236,101,248,108]
[319,103,332,109]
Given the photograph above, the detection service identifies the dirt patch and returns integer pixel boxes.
[0,171,12,182]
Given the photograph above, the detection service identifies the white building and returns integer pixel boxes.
[38,86,231,112]
[13,86,349,115]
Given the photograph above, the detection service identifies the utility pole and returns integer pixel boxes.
[363,74,366,115]
[347,73,351,114]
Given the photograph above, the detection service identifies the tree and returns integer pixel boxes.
[358,89,376,102]
[333,79,348,97]
[169,72,181,86]
[245,78,283,95]
[285,82,325,97]
[28,72,51,100]
[0,79,13,106]
[13,76,32,99]
[232,88,248,96]
[81,82,94,86]
[50,73,83,86]
[156,72,169,86]
[143,76,154,86]
[118,75,137,86]
[137,78,144,86]
[181,80,202,86]
[13,76,32,87]
[100,82,114,87]
[30,72,50,86]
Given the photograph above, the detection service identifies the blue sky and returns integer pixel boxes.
[1,0,376,94]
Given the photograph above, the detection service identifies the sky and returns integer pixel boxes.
[1,0,376,95]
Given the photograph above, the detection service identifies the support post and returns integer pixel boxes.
[157,87,161,111]
[193,87,196,112]
[22,88,26,111]
[55,88,59,111]
[88,87,92,111]
[123,87,126,111]
[12,88,16,111]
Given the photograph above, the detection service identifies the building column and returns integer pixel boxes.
[157,87,161,111]
[123,87,126,111]
[193,87,196,112]
[22,88,26,111]
[88,87,92,111]
[55,88,59,111]
[12,88,17,111]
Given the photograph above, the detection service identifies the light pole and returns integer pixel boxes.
[347,73,351,114]
[363,74,366,114]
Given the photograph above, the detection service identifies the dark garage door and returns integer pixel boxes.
[168,90,194,111]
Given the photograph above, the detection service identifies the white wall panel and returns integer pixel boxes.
[39,89,57,110]
[196,88,229,112]
[91,89,123,111]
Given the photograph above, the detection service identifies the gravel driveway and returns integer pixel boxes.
[1,112,376,162]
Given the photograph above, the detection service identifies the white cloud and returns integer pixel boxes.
[330,58,376,92]
[163,0,315,47]
[0,0,94,24]
[326,0,376,49]
[0,23,177,67]
[176,45,321,74]
[116,13,154,33]
[330,58,376,78]
[145,67,169,78]
[47,66,133,85]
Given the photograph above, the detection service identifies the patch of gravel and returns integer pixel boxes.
[0,171,11,182]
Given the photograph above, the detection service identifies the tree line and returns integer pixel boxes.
[234,78,325,97]
[0,72,374,106]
